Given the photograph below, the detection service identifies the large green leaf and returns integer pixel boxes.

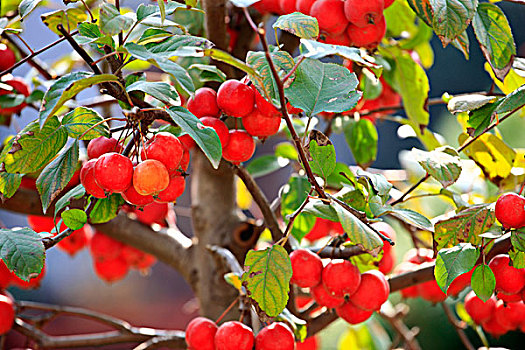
[3,116,68,174]
[273,12,319,40]
[412,146,462,188]
[41,8,88,36]
[99,2,133,35]
[281,174,315,242]
[0,227,44,281]
[496,84,525,114]
[36,140,79,213]
[511,229,525,252]
[434,243,479,293]
[430,0,478,46]
[302,198,339,222]
[19,0,43,19]
[0,172,22,199]
[241,245,292,317]
[434,204,495,250]
[246,155,289,179]
[61,107,110,140]
[286,58,361,116]
[344,119,378,169]
[126,81,181,105]
[308,139,336,180]
[165,106,222,169]
[471,264,495,302]
[472,3,515,82]
[39,72,120,127]
[76,22,114,47]
[90,194,124,224]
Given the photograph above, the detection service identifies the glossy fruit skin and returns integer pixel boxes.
[187,87,221,118]
[0,293,15,334]
[296,336,318,350]
[141,132,184,173]
[384,0,395,8]
[178,134,195,151]
[346,16,386,49]
[290,249,323,288]
[200,116,230,147]
[0,260,13,289]
[185,317,217,350]
[155,175,186,203]
[296,0,316,15]
[253,0,282,14]
[418,279,447,303]
[311,283,345,308]
[87,137,122,159]
[489,254,525,294]
[134,202,169,225]
[243,108,281,138]
[90,231,123,261]
[336,300,374,325]
[349,270,390,311]
[81,159,107,198]
[179,150,190,172]
[496,291,522,303]
[0,77,30,115]
[217,80,255,118]
[132,160,170,196]
[279,0,296,14]
[447,268,473,297]
[252,86,280,118]
[495,192,525,229]
[311,0,349,35]
[494,300,524,331]
[321,31,352,46]
[255,322,295,350]
[122,183,154,207]
[464,291,496,324]
[222,130,256,164]
[0,44,16,72]
[322,259,361,297]
[94,153,133,193]
[344,0,385,28]
[215,321,254,350]
[93,256,129,283]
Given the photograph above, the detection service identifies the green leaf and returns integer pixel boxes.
[407,0,434,27]
[511,229,525,252]
[466,101,499,137]
[349,249,384,273]
[412,146,462,188]
[137,3,158,21]
[275,309,307,342]
[496,84,525,114]
[302,198,339,222]
[0,227,44,281]
[76,22,114,47]
[326,162,356,188]
[62,107,110,140]
[509,249,525,269]
[54,184,85,219]
[344,119,378,169]
[126,81,181,105]
[471,264,495,302]
[157,0,165,24]
[452,30,470,59]
[3,116,68,174]
[165,106,222,169]
[281,174,315,242]
[39,72,120,127]
[0,173,22,199]
[99,2,133,36]
[356,169,392,201]
[36,140,79,213]
[386,208,434,231]
[188,64,227,84]
[308,139,336,179]
[472,3,515,82]
[286,58,361,115]
[434,204,495,250]
[273,12,319,40]
[246,155,289,179]
[61,209,87,230]
[89,194,124,224]
[274,142,298,160]
[447,94,496,114]
[434,243,479,293]
[41,8,88,36]
[332,201,382,252]
[430,0,478,46]
[241,245,292,318]
[19,0,43,19]
[205,48,260,78]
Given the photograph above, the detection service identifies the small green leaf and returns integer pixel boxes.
[356,169,392,201]
[54,184,85,219]
[281,175,316,242]
[326,162,356,188]
[344,119,378,169]
[41,8,88,36]
[36,140,79,213]
[412,146,462,188]
[0,227,45,281]
[386,208,434,232]
[434,243,479,293]
[157,0,166,24]
[241,245,292,318]
[273,12,319,40]
[308,139,336,179]
[126,81,181,105]
[90,194,124,224]
[0,172,22,199]
[509,249,525,269]
[246,155,289,179]
[302,198,339,222]
[165,106,222,169]
[61,209,87,230]
[137,3,158,21]
[188,64,227,84]
[99,2,133,36]
[406,0,434,27]
[19,0,43,19]
[511,229,525,252]
[466,101,500,137]
[274,142,298,160]
[430,0,478,46]
[471,264,495,302]
[62,107,110,140]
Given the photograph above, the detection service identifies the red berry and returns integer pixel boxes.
[494,299,524,331]
[87,136,122,159]
[447,268,473,297]
[155,175,186,203]
[0,260,13,289]
[344,0,384,28]
[185,317,217,350]
[179,149,190,172]
[0,77,30,115]
[322,259,361,297]
[255,322,295,350]
[336,300,374,324]
[222,130,256,164]
[0,293,15,335]
[481,315,508,337]
[464,291,496,324]
[253,0,282,14]
[495,192,525,229]
[296,336,318,350]
[378,251,395,275]
[311,283,345,308]
[179,133,195,151]
[81,159,107,198]
[321,32,352,46]
[217,80,255,118]
[187,87,221,118]
[134,202,169,226]
[27,215,56,233]
[385,0,395,8]
[132,160,170,196]
[93,256,129,283]
[0,44,16,72]
[489,254,525,294]
[200,116,230,147]
[296,0,316,15]
[10,263,45,289]
[349,270,390,311]
[290,249,323,288]
[311,0,349,35]
[141,132,184,173]
[418,279,447,303]
[94,153,133,193]
[252,86,280,118]
[122,183,154,207]
[243,108,281,138]
[496,291,522,303]
[286,102,303,115]
[278,0,296,15]
[215,321,254,350]
[90,231,123,261]
[346,16,386,49]
[305,218,332,241]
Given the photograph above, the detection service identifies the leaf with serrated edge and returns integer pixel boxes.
[412,146,462,188]
[0,227,44,281]
[511,229,525,252]
[430,0,478,46]
[434,243,479,293]
[471,264,495,302]
[126,81,181,105]
[241,245,292,317]
[434,204,495,250]
[0,173,22,199]
[99,2,133,36]
[308,139,336,179]
[89,194,124,224]
[41,8,87,36]
[62,107,110,140]
[273,12,319,40]
[388,208,434,232]
[303,198,339,222]
[61,209,87,230]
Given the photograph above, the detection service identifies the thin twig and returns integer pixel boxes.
[441,302,475,350]
[379,307,421,350]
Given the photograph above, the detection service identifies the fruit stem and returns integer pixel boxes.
[215,296,239,324]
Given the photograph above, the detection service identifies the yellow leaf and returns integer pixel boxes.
[236,177,253,210]
[484,62,525,117]
[224,273,243,293]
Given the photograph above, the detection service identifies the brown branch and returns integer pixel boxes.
[2,34,55,80]
[310,245,366,259]
[379,305,421,350]
[441,302,475,350]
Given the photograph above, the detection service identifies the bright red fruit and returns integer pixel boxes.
[336,300,374,324]
[134,202,169,225]
[27,215,56,233]
[87,137,122,159]
[494,300,524,331]
[252,0,282,14]
[10,263,45,289]
[489,254,525,295]
[464,291,496,324]
[349,270,389,311]
[222,130,256,164]
[141,132,184,173]
[122,184,154,207]
[305,217,333,241]
[496,291,522,303]
[179,133,195,151]
[310,0,349,36]
[287,102,303,115]
[217,80,255,118]
[132,160,170,196]
[155,175,186,203]
[179,150,190,172]
[93,256,129,283]
[0,44,16,72]
[346,16,386,49]
[185,317,217,350]
[90,231,123,261]
[187,87,221,118]
[252,86,280,118]
[321,32,352,46]
[481,315,508,337]
[296,0,316,15]
[0,260,13,289]
[81,159,107,198]
[94,153,133,193]
[322,259,361,297]
[243,108,281,138]
[418,279,447,303]
[344,0,385,28]
[200,116,230,147]
[290,249,323,288]
[215,321,254,350]
[296,336,319,350]
[0,77,30,115]
[279,0,296,14]
[385,0,395,8]
[495,192,525,229]
[311,283,345,308]
[255,322,295,350]
[447,268,473,297]
[0,293,15,334]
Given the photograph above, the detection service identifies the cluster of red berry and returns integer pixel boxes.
[0,292,15,335]
[291,248,390,325]
[185,317,298,350]
[253,0,394,49]
[464,254,525,336]
[0,45,31,116]
[495,192,525,229]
